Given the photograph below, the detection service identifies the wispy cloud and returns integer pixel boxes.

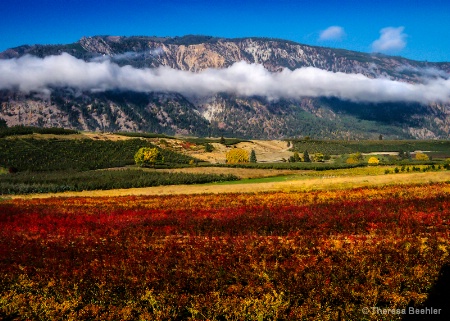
[396,65,450,79]
[0,53,449,104]
[371,27,407,53]
[90,48,164,62]
[319,26,346,41]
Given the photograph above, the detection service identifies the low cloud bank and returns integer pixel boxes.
[1,53,449,104]
[89,48,164,62]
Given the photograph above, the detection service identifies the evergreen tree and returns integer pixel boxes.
[250,149,257,163]
[303,150,311,162]
[204,143,214,152]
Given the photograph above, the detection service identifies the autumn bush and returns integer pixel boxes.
[415,152,430,161]
[313,152,325,162]
[134,147,164,167]
[226,148,249,163]
[368,156,380,165]
[346,156,359,164]
[1,183,449,320]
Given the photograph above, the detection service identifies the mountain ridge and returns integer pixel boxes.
[3,35,449,75]
[1,35,449,139]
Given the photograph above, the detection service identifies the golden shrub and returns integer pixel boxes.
[226,149,249,164]
[415,152,429,161]
[134,147,164,167]
[313,153,324,162]
[346,157,359,164]
[368,157,380,165]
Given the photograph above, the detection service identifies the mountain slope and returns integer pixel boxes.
[1,35,449,139]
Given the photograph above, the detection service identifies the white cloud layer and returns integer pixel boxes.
[372,27,407,53]
[319,26,346,41]
[90,48,164,62]
[1,53,450,104]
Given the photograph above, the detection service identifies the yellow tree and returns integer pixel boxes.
[415,152,429,161]
[134,147,164,168]
[226,148,249,164]
[346,156,359,164]
[314,153,324,162]
[368,156,380,165]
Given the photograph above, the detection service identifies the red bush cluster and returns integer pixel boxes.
[1,183,449,320]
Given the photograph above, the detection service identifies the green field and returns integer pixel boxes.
[0,169,239,195]
[0,126,79,138]
[291,139,450,157]
[1,130,450,195]
[0,137,198,171]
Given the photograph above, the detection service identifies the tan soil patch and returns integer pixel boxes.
[188,140,293,164]
[80,132,135,141]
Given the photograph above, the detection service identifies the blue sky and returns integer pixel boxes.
[1,0,449,62]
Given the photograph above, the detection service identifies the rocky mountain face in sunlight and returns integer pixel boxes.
[1,35,449,139]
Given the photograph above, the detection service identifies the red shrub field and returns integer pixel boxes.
[1,183,450,320]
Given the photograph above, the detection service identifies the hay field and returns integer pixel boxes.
[11,170,450,199]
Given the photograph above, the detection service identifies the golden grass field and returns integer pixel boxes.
[12,169,450,199]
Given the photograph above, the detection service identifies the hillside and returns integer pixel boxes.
[1,35,449,139]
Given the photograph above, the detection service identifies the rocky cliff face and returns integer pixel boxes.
[79,36,450,78]
[1,35,449,139]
